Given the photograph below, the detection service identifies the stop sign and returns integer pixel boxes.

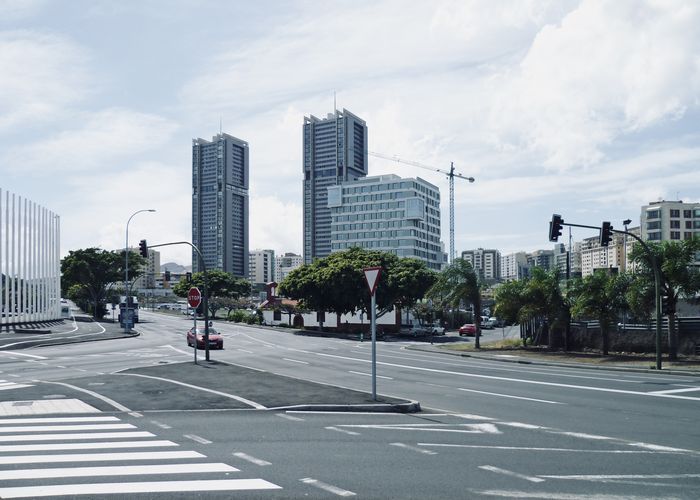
[187,287,202,308]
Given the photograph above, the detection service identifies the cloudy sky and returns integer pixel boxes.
[1,0,699,265]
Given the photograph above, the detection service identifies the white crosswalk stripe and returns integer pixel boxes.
[0,379,34,391]
[0,400,282,498]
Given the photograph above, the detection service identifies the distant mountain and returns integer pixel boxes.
[160,262,191,273]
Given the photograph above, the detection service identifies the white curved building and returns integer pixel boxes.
[1,188,61,325]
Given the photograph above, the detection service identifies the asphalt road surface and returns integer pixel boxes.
[0,310,698,499]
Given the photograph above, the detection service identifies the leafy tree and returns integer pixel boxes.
[427,258,483,348]
[520,267,567,348]
[629,237,700,359]
[568,270,630,355]
[494,280,527,326]
[61,248,145,319]
[278,247,436,328]
[172,270,251,318]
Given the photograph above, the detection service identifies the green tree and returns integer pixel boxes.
[61,248,145,319]
[172,270,251,318]
[427,258,483,348]
[494,279,527,326]
[629,237,700,359]
[569,270,630,355]
[520,267,567,348]
[278,247,436,329]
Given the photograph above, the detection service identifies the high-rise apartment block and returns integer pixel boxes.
[192,133,249,277]
[641,200,700,243]
[275,252,303,283]
[328,174,443,270]
[501,252,529,281]
[461,248,501,283]
[303,109,368,264]
[249,249,275,284]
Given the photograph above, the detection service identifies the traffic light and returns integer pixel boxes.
[139,239,148,257]
[164,270,171,282]
[661,295,673,315]
[549,214,564,242]
[186,272,192,282]
[599,222,613,246]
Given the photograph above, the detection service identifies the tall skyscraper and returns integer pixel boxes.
[192,133,249,277]
[303,108,368,264]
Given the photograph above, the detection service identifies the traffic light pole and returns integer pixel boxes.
[145,241,212,361]
[552,219,663,370]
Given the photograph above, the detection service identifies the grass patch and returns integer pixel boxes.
[442,338,522,352]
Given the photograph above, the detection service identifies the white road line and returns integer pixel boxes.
[0,450,205,465]
[0,479,282,498]
[338,423,501,434]
[542,473,700,481]
[0,431,155,442]
[184,434,212,444]
[0,416,119,424]
[237,349,253,353]
[0,462,239,480]
[419,443,671,454]
[300,477,356,497]
[0,439,178,453]
[150,420,172,429]
[276,413,304,421]
[0,351,46,359]
[38,381,131,412]
[232,451,271,466]
[349,370,393,380]
[0,423,135,433]
[0,383,34,391]
[479,465,545,483]
[311,351,700,401]
[390,442,437,455]
[283,358,309,364]
[470,489,664,499]
[326,426,360,436]
[116,373,266,409]
[649,386,700,395]
[458,387,564,405]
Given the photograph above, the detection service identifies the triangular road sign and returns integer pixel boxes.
[364,267,382,296]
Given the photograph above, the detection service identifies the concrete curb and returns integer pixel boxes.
[406,344,700,377]
[265,401,421,413]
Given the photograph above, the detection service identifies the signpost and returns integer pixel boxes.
[363,267,382,401]
[188,287,202,364]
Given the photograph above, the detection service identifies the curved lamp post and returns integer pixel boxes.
[124,209,156,332]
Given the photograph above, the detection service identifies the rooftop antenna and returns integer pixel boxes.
[219,116,223,135]
[333,90,337,114]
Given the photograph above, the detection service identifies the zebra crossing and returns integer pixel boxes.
[0,379,34,391]
[0,403,282,498]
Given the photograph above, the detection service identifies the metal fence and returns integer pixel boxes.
[1,188,61,325]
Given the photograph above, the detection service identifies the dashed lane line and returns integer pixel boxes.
[300,477,356,497]
[480,465,545,483]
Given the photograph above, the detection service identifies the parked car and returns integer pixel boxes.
[480,316,495,329]
[186,327,223,349]
[459,323,476,336]
[430,321,446,335]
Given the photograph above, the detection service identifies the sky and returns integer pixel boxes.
[1,0,699,266]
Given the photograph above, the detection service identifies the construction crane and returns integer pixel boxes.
[369,151,475,264]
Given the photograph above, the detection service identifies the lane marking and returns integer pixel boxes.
[276,413,304,421]
[0,462,239,480]
[300,477,356,497]
[326,426,360,436]
[0,450,205,465]
[0,423,136,433]
[649,387,700,395]
[390,442,437,455]
[150,420,172,429]
[349,370,393,380]
[420,444,673,454]
[283,358,309,364]
[479,465,545,483]
[471,489,671,499]
[0,440,178,453]
[237,349,253,353]
[0,416,119,425]
[0,479,281,498]
[338,423,501,434]
[0,431,155,442]
[232,451,271,466]
[310,351,700,401]
[458,387,563,405]
[541,473,700,481]
[116,373,266,409]
[38,381,131,412]
[0,351,46,359]
[184,434,212,444]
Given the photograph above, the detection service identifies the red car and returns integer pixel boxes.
[187,327,223,349]
[459,323,476,336]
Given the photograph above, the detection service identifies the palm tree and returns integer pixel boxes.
[569,270,629,355]
[428,259,483,348]
[519,267,567,348]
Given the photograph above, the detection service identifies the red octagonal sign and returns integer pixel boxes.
[187,287,202,308]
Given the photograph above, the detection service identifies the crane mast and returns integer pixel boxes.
[368,152,474,264]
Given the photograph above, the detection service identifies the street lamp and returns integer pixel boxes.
[124,209,156,332]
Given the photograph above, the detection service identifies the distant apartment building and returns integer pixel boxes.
[303,108,368,264]
[461,248,501,283]
[328,174,444,270]
[275,252,303,283]
[527,249,555,271]
[640,200,700,266]
[501,252,529,281]
[249,249,275,284]
[578,233,626,276]
[133,248,161,289]
[192,133,249,277]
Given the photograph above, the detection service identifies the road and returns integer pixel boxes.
[0,310,698,499]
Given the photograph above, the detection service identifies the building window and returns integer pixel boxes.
[648,232,661,241]
[670,231,681,240]
[684,210,692,218]
[684,232,693,240]
[670,220,680,229]
[646,221,660,230]
[646,210,660,219]
[670,209,680,218]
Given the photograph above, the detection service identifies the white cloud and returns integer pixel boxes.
[4,108,179,172]
[0,30,90,129]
